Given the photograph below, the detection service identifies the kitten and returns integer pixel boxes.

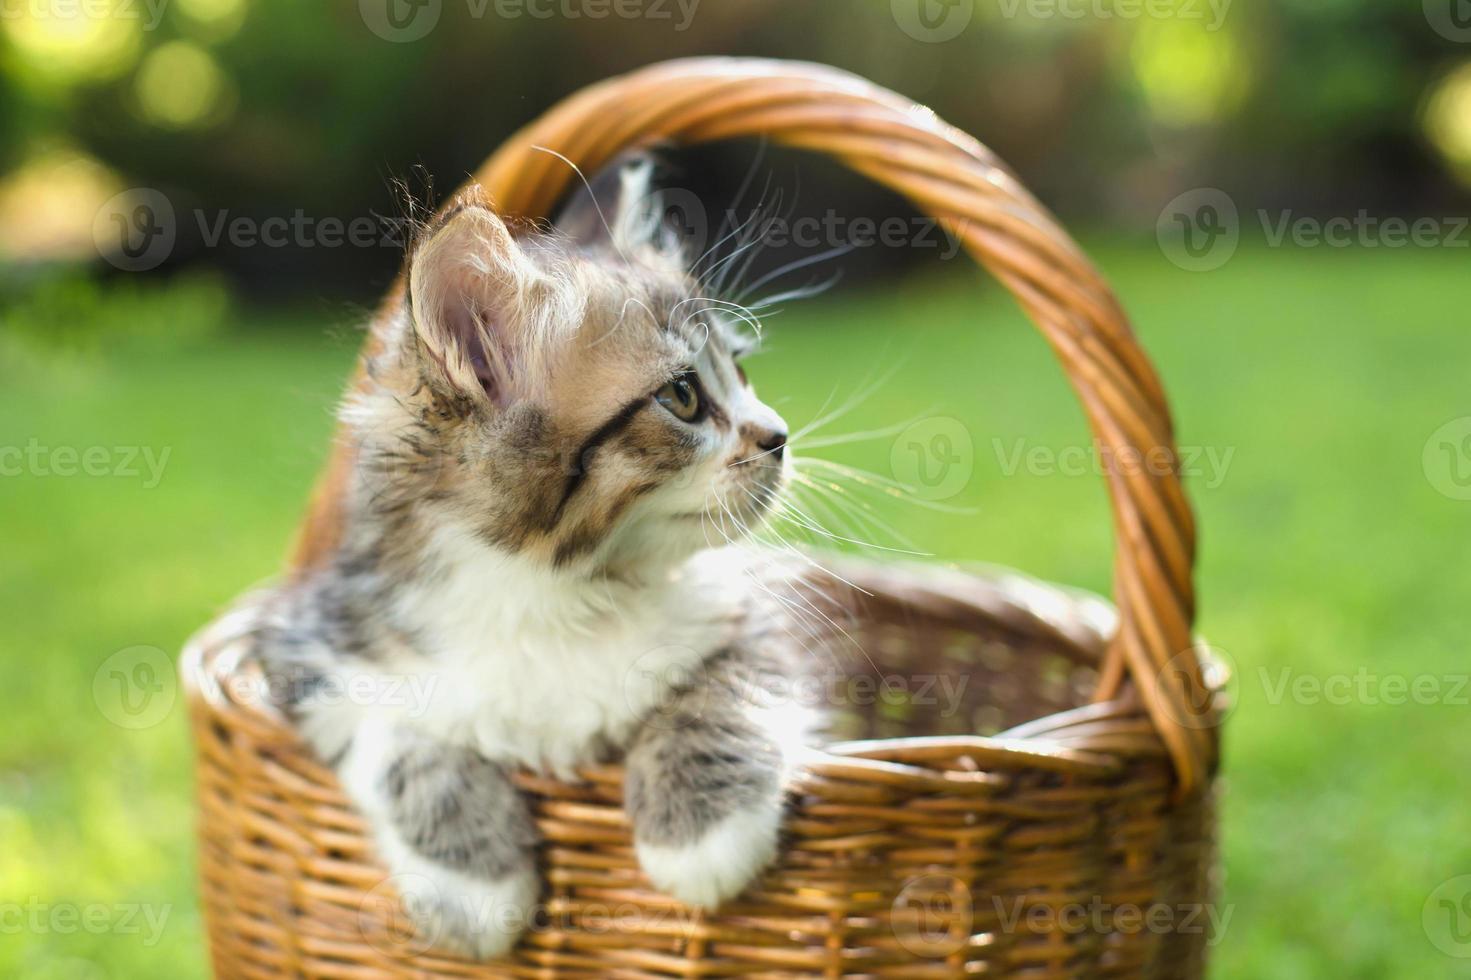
[242,158,819,958]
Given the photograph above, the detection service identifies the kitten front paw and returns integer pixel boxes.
[385,863,540,960]
[634,801,783,909]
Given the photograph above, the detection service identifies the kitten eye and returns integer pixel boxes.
[654,372,705,423]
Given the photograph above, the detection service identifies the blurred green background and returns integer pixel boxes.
[3,1,1471,978]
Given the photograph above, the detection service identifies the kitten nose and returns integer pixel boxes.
[756,428,787,457]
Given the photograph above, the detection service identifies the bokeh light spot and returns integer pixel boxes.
[1130,20,1246,127]
[0,149,122,264]
[175,0,250,41]
[1,1,143,84]
[133,41,234,129]
[1424,63,1471,185]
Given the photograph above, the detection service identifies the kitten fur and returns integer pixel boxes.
[218,157,825,959]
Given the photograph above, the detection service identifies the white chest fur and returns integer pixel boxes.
[374,524,750,777]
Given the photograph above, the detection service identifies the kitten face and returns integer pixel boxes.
[362,185,788,572]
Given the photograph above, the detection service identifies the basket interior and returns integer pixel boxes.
[772,558,1116,743]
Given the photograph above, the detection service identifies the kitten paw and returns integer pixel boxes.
[386,863,540,960]
[635,802,782,909]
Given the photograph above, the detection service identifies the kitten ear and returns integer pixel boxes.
[406,203,526,405]
[553,152,666,254]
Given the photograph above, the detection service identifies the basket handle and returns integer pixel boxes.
[291,57,1215,794]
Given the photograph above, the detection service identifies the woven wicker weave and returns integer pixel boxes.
[182,57,1223,978]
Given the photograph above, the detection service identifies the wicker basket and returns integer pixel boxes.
[182,58,1223,979]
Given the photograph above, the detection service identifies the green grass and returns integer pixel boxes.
[3,240,1469,977]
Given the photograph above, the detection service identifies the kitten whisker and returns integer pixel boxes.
[589,296,662,349]
[796,412,939,450]
[735,245,853,306]
[699,230,769,296]
[728,445,785,466]
[691,188,771,273]
[729,486,879,675]
[789,470,926,556]
[743,273,843,313]
[710,488,833,660]
[706,186,790,299]
[674,296,765,342]
[788,362,903,444]
[701,145,778,281]
[798,457,977,515]
[771,492,930,556]
[666,297,764,353]
[531,145,630,266]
